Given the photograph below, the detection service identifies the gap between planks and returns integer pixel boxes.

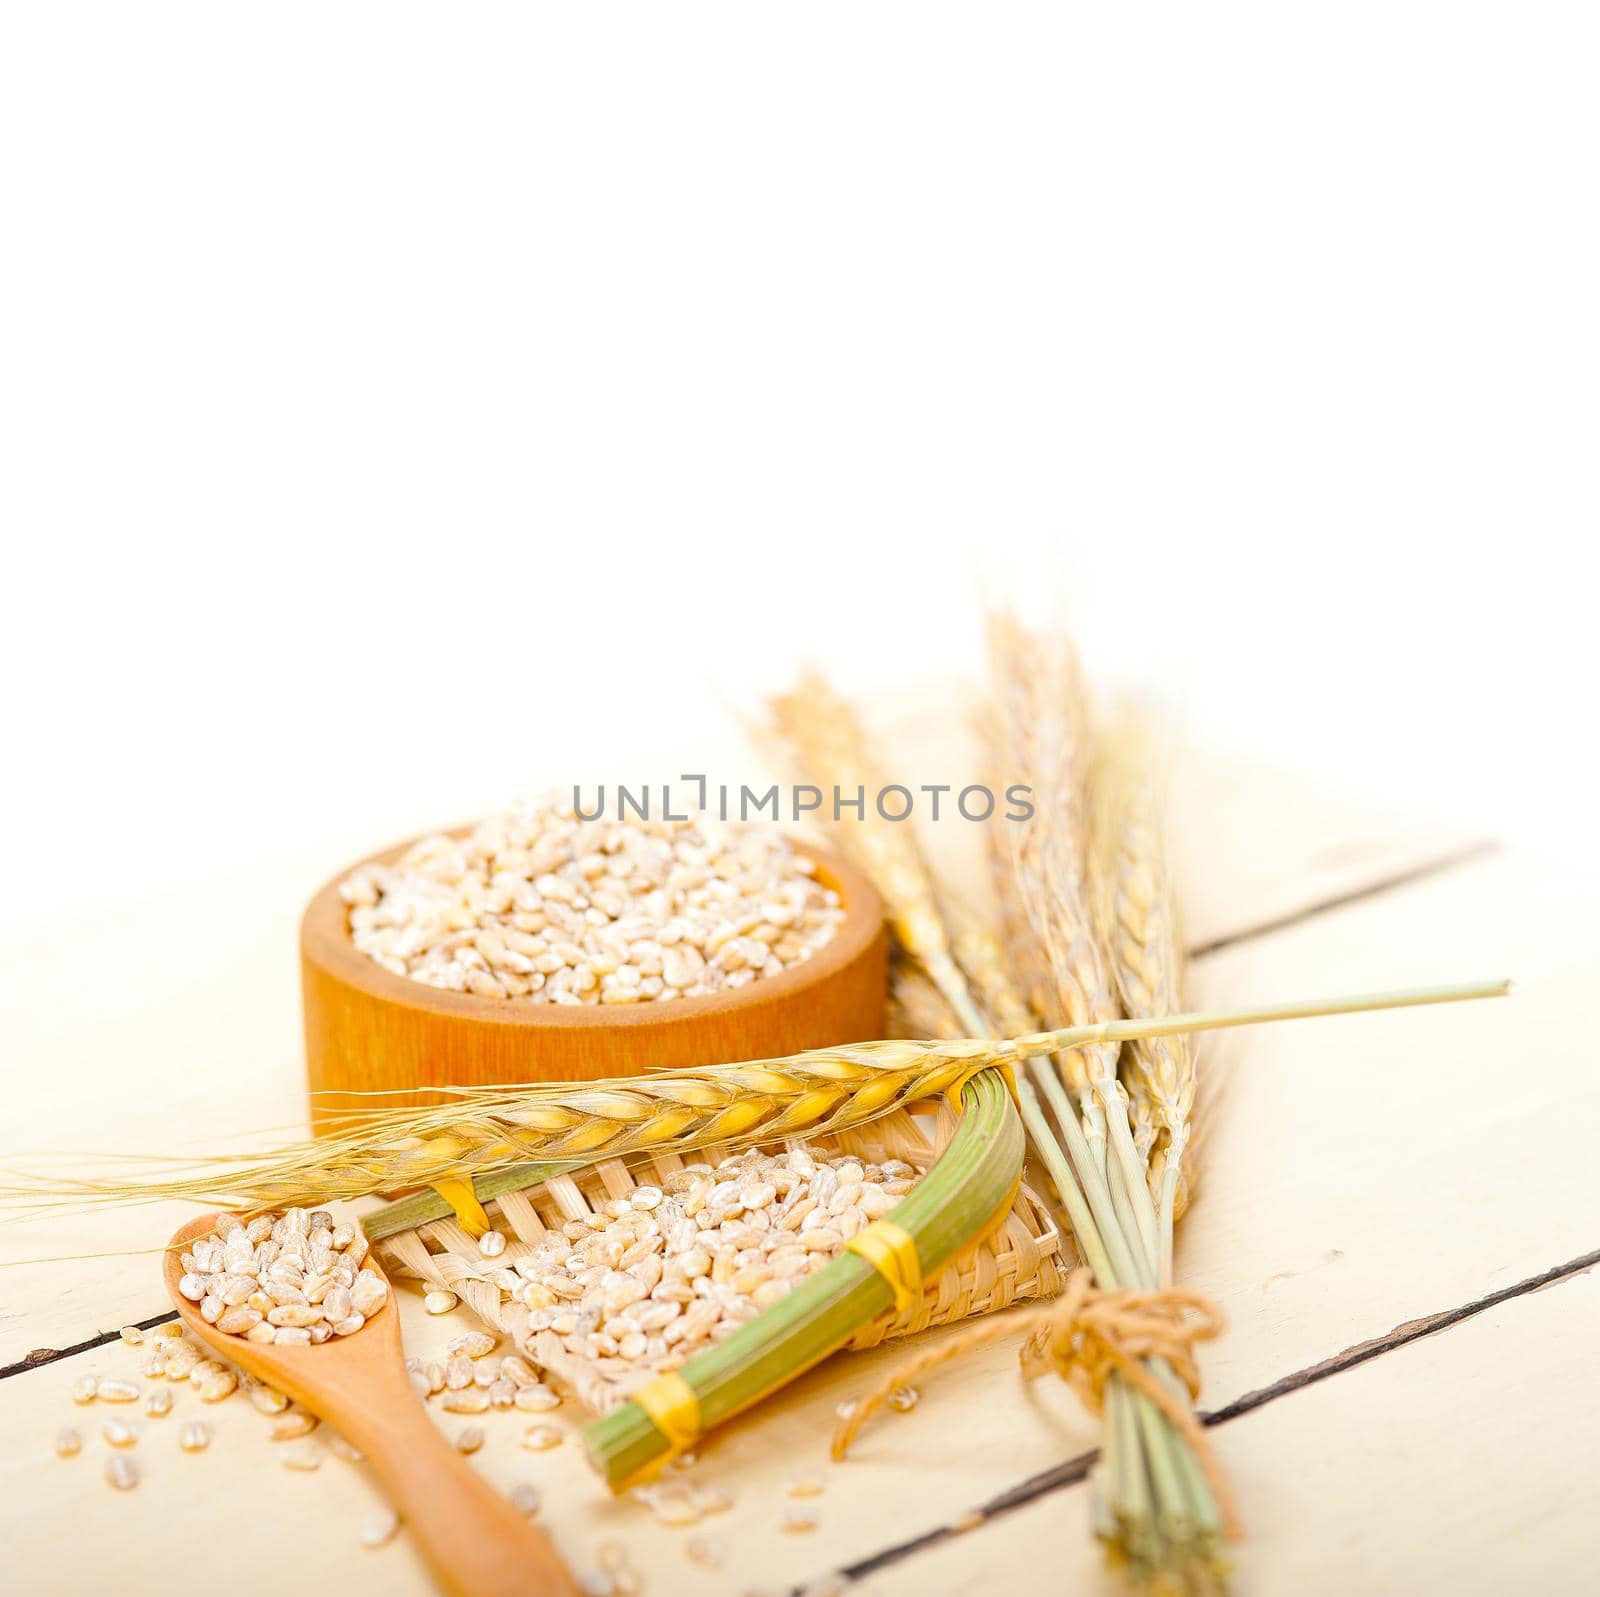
[0,835,1498,1383]
[1186,840,1498,960]
[826,1244,1600,1589]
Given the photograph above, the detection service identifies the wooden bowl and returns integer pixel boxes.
[301,831,887,1127]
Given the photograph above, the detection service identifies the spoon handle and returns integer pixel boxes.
[339,1384,579,1597]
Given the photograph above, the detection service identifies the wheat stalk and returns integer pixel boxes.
[888,956,968,1041]
[767,671,974,1016]
[0,982,1507,1219]
[1091,713,1196,1287]
[983,615,1228,1584]
[0,1037,996,1212]
[982,613,1163,1273]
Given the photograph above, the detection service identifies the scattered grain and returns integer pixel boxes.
[685,1535,727,1569]
[104,1455,139,1491]
[359,1508,400,1549]
[270,1409,318,1441]
[513,1385,562,1413]
[326,1433,365,1464]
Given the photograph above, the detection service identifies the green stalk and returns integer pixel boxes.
[1156,1126,1189,1289]
[360,1159,586,1242]
[1031,1059,1147,1291]
[1099,1083,1160,1277]
[1014,1072,1116,1285]
[1105,1146,1156,1292]
[1008,977,1507,1055]
[1107,1380,1155,1567]
[583,1070,1023,1489]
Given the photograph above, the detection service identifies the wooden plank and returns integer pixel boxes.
[1173,848,1598,1403]
[848,1267,1600,1597]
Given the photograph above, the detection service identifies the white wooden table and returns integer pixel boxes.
[3,696,1592,1596]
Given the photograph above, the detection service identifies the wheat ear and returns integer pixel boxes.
[888,956,968,1041]
[0,981,1506,1218]
[2,1039,997,1212]
[768,670,980,1027]
[1091,713,1194,1286]
[983,613,1162,1277]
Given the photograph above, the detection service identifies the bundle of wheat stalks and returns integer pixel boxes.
[769,620,1226,1593]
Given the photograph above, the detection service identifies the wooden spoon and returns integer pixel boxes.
[165,1212,578,1597]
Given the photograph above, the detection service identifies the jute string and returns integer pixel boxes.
[832,1266,1241,1538]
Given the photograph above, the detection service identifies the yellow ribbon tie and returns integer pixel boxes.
[845,1219,923,1314]
[632,1372,702,1467]
[431,1177,492,1238]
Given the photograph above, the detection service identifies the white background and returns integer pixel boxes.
[2,6,1594,933]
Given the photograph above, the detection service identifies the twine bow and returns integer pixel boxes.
[832,1267,1240,1538]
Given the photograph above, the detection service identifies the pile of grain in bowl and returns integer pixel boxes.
[176,1208,387,1344]
[340,797,846,1004]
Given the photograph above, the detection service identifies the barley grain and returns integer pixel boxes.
[270,1409,318,1441]
[686,1536,726,1569]
[343,799,843,1005]
[104,1455,139,1491]
[246,1382,290,1416]
[175,1210,387,1344]
[513,1385,562,1413]
[359,1508,400,1549]
[55,1428,82,1458]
